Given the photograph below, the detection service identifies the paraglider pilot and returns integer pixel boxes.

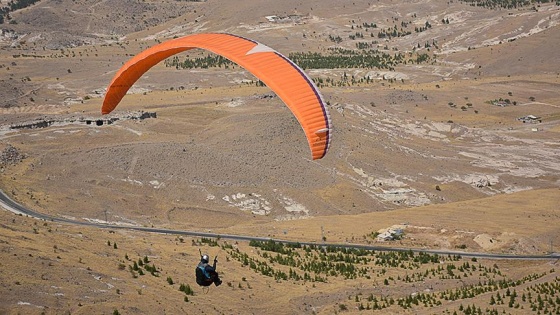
[196,253,222,287]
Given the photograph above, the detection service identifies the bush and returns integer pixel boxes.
[179,283,194,295]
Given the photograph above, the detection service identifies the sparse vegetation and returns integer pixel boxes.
[165,47,434,88]
[221,240,560,313]
[458,0,556,9]
[0,0,41,24]
[179,283,194,296]
[1,0,559,314]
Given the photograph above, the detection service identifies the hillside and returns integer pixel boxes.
[1,208,559,315]
[0,0,559,314]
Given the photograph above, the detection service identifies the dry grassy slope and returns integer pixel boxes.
[9,0,198,46]
[0,0,558,228]
[0,208,558,315]
[1,1,560,313]
[1,81,558,247]
[0,209,313,315]
[225,188,560,253]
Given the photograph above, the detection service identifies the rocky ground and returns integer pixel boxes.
[0,0,559,313]
[0,0,558,234]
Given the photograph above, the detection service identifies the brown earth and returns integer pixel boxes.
[0,0,559,314]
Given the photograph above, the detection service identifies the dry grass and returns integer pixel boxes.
[1,209,558,315]
[1,0,559,314]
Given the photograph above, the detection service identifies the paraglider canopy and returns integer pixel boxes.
[102,33,332,160]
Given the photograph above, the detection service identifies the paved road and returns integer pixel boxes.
[1,189,558,260]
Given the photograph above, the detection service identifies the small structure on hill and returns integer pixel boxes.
[377,227,404,241]
[517,115,541,124]
[264,14,306,24]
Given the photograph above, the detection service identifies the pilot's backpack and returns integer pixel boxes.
[195,266,212,286]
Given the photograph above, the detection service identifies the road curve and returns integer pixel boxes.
[1,189,558,260]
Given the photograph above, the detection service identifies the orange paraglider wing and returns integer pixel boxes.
[102,33,331,160]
